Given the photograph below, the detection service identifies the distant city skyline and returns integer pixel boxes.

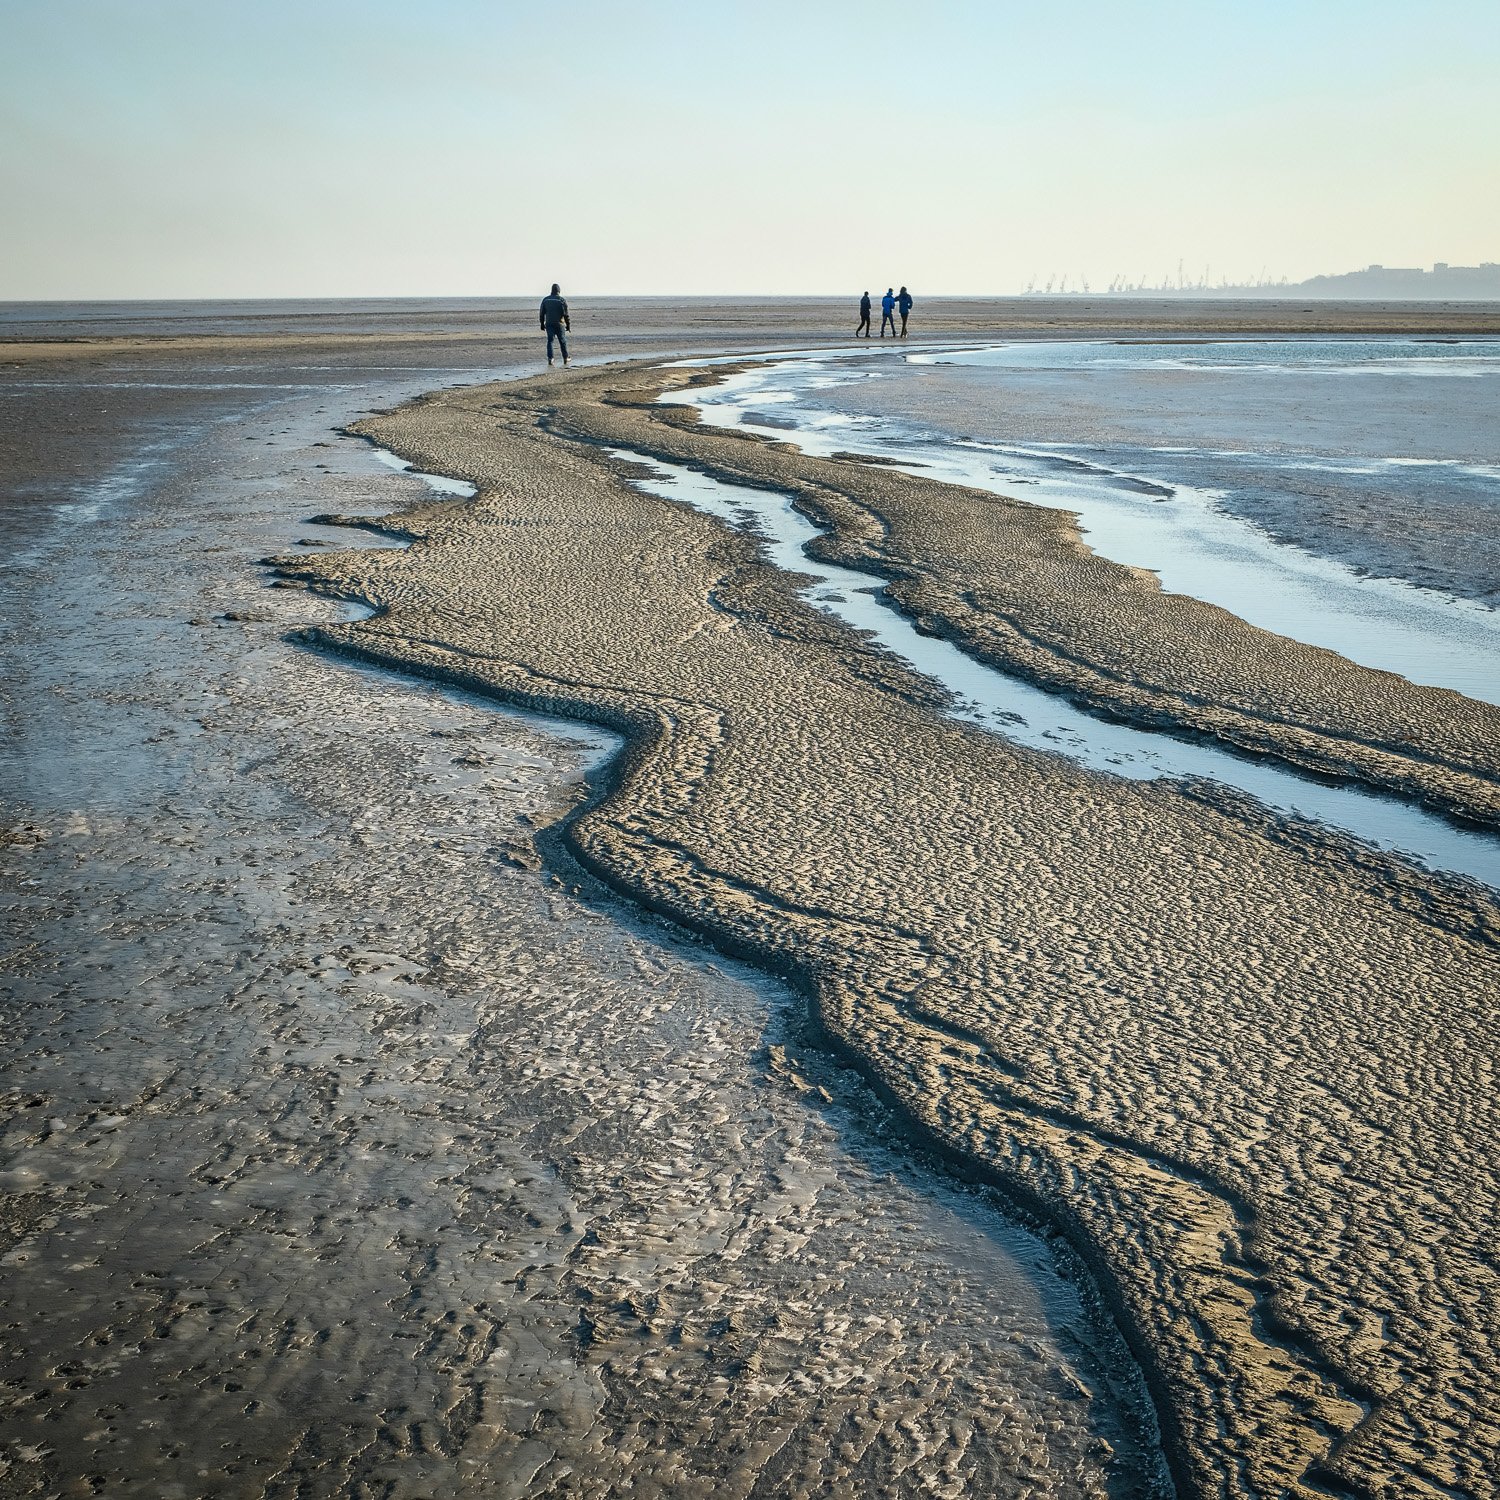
[4,0,1498,299]
[1019,260,1500,298]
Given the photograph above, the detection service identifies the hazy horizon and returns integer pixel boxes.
[5,280,1500,312]
[5,0,1498,301]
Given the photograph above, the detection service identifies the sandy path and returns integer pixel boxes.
[275,358,1500,1499]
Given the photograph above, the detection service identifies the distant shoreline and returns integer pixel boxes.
[3,295,1499,360]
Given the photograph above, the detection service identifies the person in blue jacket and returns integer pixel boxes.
[880,288,898,338]
[898,285,913,337]
[539,283,570,366]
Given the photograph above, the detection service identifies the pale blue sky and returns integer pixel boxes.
[4,0,1497,297]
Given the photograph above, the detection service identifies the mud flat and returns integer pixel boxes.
[768,339,1500,612]
[267,356,1500,1500]
[2,315,1173,1499]
[644,362,1500,829]
[669,344,1500,698]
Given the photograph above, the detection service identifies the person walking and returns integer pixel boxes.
[880,287,898,338]
[898,285,913,337]
[540,283,570,366]
[856,290,872,338]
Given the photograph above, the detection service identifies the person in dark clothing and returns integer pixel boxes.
[898,286,913,337]
[540,283,570,366]
[856,291,872,338]
[880,288,897,337]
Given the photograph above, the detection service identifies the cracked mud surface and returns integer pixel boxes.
[2,316,1176,1499]
[267,357,1500,1499]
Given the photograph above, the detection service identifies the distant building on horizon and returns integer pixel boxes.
[1027,261,1500,300]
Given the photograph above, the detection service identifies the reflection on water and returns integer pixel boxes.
[370,445,479,497]
[666,343,1500,704]
[910,338,1500,377]
[614,449,1500,890]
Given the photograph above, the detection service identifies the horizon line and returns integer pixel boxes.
[7,291,1500,309]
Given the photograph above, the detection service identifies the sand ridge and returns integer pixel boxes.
[578,363,1500,831]
[2,348,1171,1498]
[271,360,1500,1498]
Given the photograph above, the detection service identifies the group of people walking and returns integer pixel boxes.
[858,286,913,338]
[538,282,917,364]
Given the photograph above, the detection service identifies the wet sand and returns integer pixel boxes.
[281,354,1498,1499]
[4,301,1499,1499]
[5,293,1499,347]
[800,350,1500,608]
[634,364,1500,829]
[2,306,1171,1500]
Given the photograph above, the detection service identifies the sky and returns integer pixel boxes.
[3,0,1498,299]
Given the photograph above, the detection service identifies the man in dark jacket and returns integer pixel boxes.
[856,291,872,338]
[898,286,913,337]
[540,283,570,366]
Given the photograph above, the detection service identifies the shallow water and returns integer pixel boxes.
[667,342,1500,704]
[614,449,1500,889]
[370,443,479,496]
[917,338,1500,379]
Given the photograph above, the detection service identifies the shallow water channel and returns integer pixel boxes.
[370,443,480,497]
[668,349,1500,706]
[613,449,1500,890]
